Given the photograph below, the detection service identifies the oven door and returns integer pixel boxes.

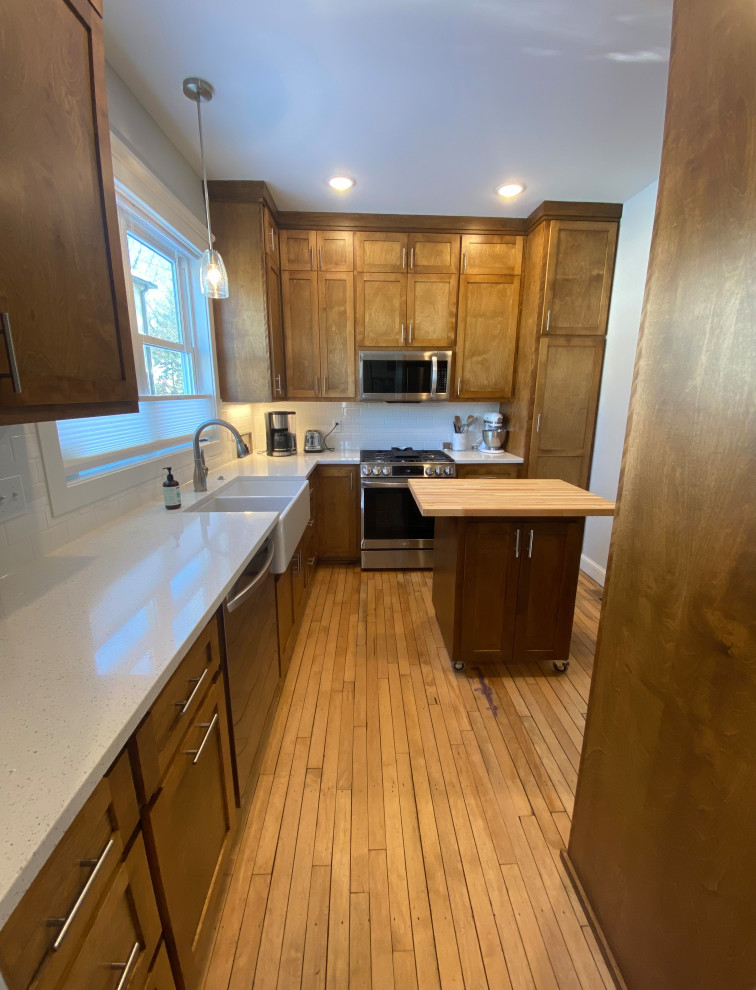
[361,481,435,549]
[359,350,451,401]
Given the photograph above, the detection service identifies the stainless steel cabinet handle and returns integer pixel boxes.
[318,247,323,269]
[462,251,467,272]
[309,246,314,268]
[186,712,219,765]
[315,376,320,396]
[410,247,414,270]
[323,375,328,394]
[546,309,551,333]
[48,837,115,949]
[408,323,413,343]
[527,529,534,558]
[536,413,541,433]
[350,471,354,491]
[308,556,316,566]
[0,313,22,393]
[269,230,275,252]
[175,667,208,716]
[308,518,315,527]
[401,323,405,344]
[275,374,282,395]
[111,942,141,990]
[515,530,520,558]
[457,377,462,396]
[402,247,406,269]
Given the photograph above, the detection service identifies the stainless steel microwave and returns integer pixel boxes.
[358,350,452,402]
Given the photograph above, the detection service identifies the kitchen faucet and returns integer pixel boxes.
[192,419,249,492]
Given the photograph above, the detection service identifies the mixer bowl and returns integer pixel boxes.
[481,429,507,450]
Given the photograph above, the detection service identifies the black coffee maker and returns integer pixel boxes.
[265,410,297,456]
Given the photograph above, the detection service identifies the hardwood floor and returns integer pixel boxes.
[202,567,613,990]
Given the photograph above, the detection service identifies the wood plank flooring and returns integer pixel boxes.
[202,567,611,990]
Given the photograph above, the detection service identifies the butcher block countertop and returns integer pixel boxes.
[409,478,616,517]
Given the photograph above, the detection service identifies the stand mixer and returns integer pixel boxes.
[478,412,508,453]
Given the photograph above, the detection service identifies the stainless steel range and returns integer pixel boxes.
[360,447,456,569]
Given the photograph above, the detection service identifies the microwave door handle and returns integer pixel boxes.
[430,354,438,398]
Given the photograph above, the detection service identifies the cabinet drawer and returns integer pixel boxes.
[58,834,161,990]
[147,678,236,988]
[0,760,137,990]
[132,615,221,800]
[454,464,522,478]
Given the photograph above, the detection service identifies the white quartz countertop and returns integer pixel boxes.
[0,450,356,928]
[447,450,524,464]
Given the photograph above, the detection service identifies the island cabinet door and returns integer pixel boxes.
[512,519,584,662]
[460,520,521,662]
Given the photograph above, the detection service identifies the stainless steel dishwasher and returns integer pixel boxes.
[222,536,280,806]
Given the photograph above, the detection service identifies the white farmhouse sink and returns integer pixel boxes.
[189,476,310,574]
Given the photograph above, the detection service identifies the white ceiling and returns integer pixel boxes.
[103,0,672,217]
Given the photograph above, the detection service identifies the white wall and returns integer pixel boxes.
[581,180,659,585]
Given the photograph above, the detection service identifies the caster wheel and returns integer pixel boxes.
[453,661,466,672]
[552,660,570,673]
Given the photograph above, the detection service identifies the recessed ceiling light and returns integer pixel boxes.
[328,175,355,192]
[496,182,525,198]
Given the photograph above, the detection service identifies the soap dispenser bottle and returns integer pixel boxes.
[162,466,181,510]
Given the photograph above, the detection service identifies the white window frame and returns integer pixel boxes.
[39,135,221,516]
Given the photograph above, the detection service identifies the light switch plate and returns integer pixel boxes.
[0,476,27,522]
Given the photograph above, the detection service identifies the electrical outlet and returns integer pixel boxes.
[0,476,27,522]
[332,420,341,433]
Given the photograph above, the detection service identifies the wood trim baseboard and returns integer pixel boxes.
[580,554,607,587]
[560,850,628,990]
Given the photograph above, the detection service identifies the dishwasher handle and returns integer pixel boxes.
[225,540,275,613]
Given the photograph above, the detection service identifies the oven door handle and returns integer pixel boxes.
[430,354,438,398]
[361,480,413,488]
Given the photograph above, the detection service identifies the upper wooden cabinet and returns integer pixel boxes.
[541,221,618,334]
[455,275,520,399]
[210,197,286,402]
[461,234,524,276]
[281,230,353,271]
[355,232,408,272]
[0,0,138,425]
[282,271,320,397]
[529,336,605,488]
[355,273,408,347]
[407,274,458,346]
[408,233,460,274]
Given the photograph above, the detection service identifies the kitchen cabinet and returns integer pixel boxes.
[209,190,286,402]
[144,678,236,990]
[280,229,353,271]
[355,231,461,274]
[355,231,408,272]
[432,515,584,666]
[407,274,458,346]
[454,464,522,478]
[275,513,318,678]
[355,273,408,347]
[408,233,460,274]
[0,0,138,425]
[461,234,524,275]
[454,275,521,399]
[280,229,317,271]
[541,220,617,335]
[275,563,296,679]
[528,336,605,488]
[282,271,355,399]
[316,466,360,560]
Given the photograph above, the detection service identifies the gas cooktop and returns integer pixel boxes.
[360,447,453,464]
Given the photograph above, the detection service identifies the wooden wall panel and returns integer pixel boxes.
[567,4,756,990]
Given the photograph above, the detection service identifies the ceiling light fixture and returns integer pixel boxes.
[183,77,228,299]
[496,182,525,198]
[328,175,355,192]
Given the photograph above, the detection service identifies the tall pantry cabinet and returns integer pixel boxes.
[503,219,618,488]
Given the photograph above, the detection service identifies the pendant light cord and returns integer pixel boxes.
[195,86,214,252]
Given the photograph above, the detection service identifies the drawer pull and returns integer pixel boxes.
[111,941,141,990]
[48,837,115,949]
[175,667,209,716]
[186,712,219,765]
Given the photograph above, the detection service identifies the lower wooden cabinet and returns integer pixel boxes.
[433,516,584,665]
[316,465,360,560]
[144,678,236,990]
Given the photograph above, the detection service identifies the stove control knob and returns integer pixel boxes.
[372,466,381,475]
[381,465,391,476]
[444,465,453,476]
[425,466,433,476]
[434,466,442,476]
[361,465,369,475]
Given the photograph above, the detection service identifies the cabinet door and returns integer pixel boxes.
[408,233,460,274]
[512,520,583,663]
[262,206,278,260]
[355,232,408,272]
[148,680,235,990]
[407,274,458,346]
[316,230,354,271]
[280,229,316,270]
[461,234,524,275]
[316,467,359,559]
[319,272,355,398]
[275,568,295,678]
[529,337,605,488]
[460,521,521,663]
[0,0,137,424]
[282,271,321,397]
[265,257,286,399]
[456,275,520,399]
[355,273,407,347]
[541,221,618,334]
[292,537,306,616]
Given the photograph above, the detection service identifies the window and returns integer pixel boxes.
[39,138,219,515]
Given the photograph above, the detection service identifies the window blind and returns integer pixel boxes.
[57,395,215,478]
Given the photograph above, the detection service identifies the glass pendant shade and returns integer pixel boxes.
[200,248,228,298]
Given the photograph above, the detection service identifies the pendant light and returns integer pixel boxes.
[183,77,229,298]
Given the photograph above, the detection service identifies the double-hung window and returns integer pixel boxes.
[39,140,218,515]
